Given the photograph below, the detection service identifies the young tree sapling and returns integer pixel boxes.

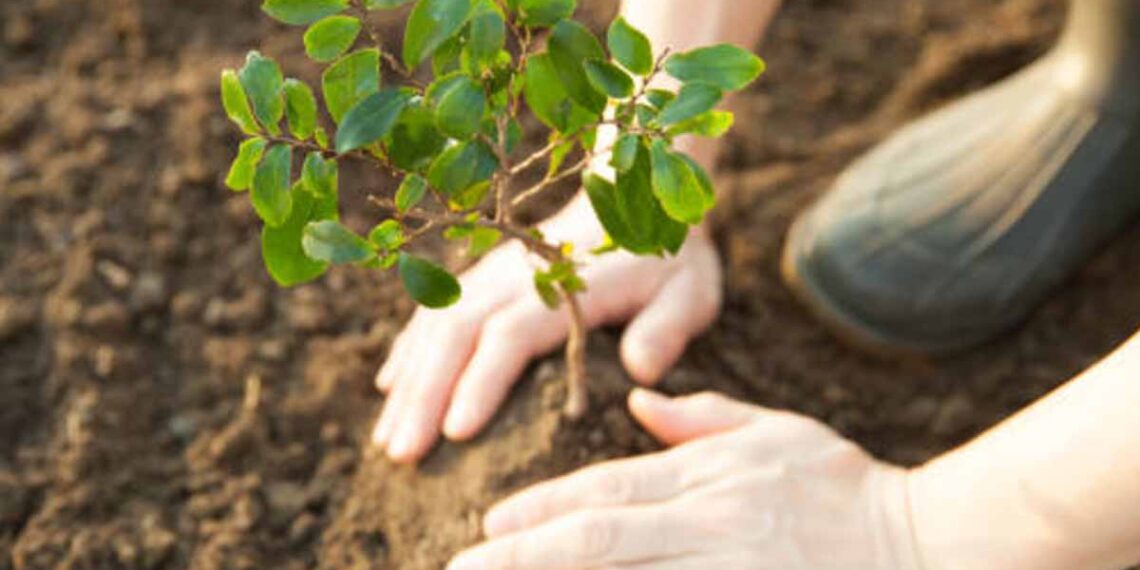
[220,0,765,418]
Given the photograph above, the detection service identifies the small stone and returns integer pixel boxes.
[931,393,975,437]
[170,291,203,320]
[203,289,268,330]
[256,339,288,363]
[101,108,137,132]
[288,512,319,545]
[0,153,28,182]
[81,301,131,335]
[3,14,33,48]
[264,481,308,525]
[130,271,168,313]
[0,297,37,341]
[169,414,199,441]
[93,345,116,378]
[96,260,133,291]
[898,396,939,429]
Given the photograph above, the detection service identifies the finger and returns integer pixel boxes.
[376,327,412,393]
[451,505,691,570]
[385,320,481,464]
[620,268,720,385]
[442,301,568,441]
[371,371,412,448]
[483,450,684,537]
[629,389,761,446]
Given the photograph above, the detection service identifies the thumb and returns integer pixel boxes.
[628,389,760,446]
[620,270,718,385]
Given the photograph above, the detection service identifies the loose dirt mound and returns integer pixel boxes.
[4,0,1138,568]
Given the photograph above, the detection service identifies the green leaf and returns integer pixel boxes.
[322,49,380,123]
[583,59,634,99]
[435,76,486,139]
[336,88,414,153]
[221,70,261,135]
[302,220,377,264]
[226,138,268,191]
[466,226,500,257]
[468,7,506,66]
[315,127,330,148]
[644,89,675,110]
[385,103,448,171]
[304,15,362,62]
[262,180,338,286]
[252,144,293,227]
[656,82,722,126]
[533,274,560,308]
[677,153,716,209]
[432,36,464,77]
[548,20,607,114]
[584,141,686,255]
[610,133,638,173]
[522,54,598,133]
[607,16,653,76]
[547,137,575,178]
[368,219,405,251]
[239,51,285,135]
[283,79,319,139]
[448,181,491,210]
[262,0,348,25]
[426,140,498,196]
[364,0,415,8]
[395,174,429,212]
[533,260,584,308]
[665,44,765,92]
[511,0,575,27]
[665,110,734,138]
[649,139,706,225]
[398,253,461,308]
[635,103,657,127]
[301,152,338,196]
[403,0,476,69]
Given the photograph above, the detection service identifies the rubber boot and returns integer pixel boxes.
[781,0,1140,354]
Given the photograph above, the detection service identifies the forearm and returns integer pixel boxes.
[620,0,777,169]
[911,331,1140,570]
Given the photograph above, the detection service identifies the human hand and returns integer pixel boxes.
[372,198,723,464]
[447,390,925,570]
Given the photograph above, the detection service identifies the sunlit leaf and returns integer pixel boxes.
[664,44,765,92]
[252,144,293,227]
[304,15,362,62]
[322,49,380,123]
[302,220,377,263]
[398,253,461,308]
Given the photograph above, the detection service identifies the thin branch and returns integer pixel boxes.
[510,137,563,176]
[368,196,562,261]
[510,155,591,210]
[349,0,424,88]
[264,134,402,175]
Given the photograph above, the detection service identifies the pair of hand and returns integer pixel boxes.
[372,197,723,463]
[447,390,925,569]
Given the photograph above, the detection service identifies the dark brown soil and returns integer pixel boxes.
[4,0,1138,568]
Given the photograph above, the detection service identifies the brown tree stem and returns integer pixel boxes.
[558,284,589,419]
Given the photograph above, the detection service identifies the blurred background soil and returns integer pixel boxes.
[4,0,1138,568]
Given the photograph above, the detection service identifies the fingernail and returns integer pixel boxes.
[630,387,669,410]
[373,412,396,446]
[443,403,472,441]
[626,340,667,383]
[387,425,415,462]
